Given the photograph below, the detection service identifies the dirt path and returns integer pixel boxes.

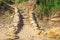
[0,9,60,40]
[0,25,8,40]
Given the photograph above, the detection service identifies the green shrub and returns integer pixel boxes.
[35,0,60,19]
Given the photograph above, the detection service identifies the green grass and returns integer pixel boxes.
[18,0,28,3]
[35,0,60,19]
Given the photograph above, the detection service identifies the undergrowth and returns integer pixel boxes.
[35,0,60,19]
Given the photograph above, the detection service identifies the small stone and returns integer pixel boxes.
[30,21,35,24]
[10,16,13,18]
[35,30,42,35]
[13,23,17,26]
[29,17,33,20]
[33,23,37,26]
[6,31,15,36]
[33,27,38,30]
[40,31,45,36]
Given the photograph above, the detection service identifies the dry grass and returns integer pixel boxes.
[46,27,60,39]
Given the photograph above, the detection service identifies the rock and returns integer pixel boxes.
[46,27,60,38]
[0,23,4,28]
[30,21,35,24]
[35,30,42,35]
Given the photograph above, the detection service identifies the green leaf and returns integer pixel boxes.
[18,0,28,3]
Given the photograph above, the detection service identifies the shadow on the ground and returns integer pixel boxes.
[32,13,45,30]
[16,10,24,34]
[0,4,14,16]
[32,13,41,29]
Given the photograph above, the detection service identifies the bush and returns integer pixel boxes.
[35,0,60,19]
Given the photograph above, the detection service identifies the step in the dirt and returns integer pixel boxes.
[31,24,37,27]
[22,19,29,20]
[24,21,29,23]
[21,12,26,14]
[21,14,27,16]
[19,11,24,13]
[23,16,28,18]
[24,23,29,25]
[29,21,35,23]
[24,23,30,25]
[21,13,27,15]
[29,18,34,21]
[24,21,28,22]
